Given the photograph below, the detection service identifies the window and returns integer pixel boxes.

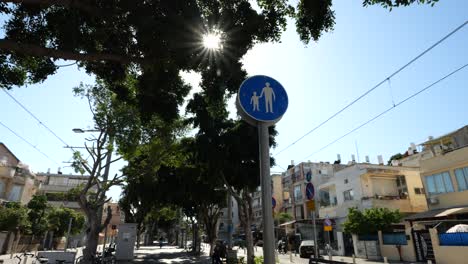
[455,167,468,191]
[414,187,425,195]
[0,181,4,197]
[294,185,302,200]
[8,185,22,201]
[425,172,454,195]
[343,189,354,201]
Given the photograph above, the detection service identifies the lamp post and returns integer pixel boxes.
[73,127,114,252]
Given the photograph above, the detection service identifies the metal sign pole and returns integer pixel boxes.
[312,211,318,263]
[64,218,73,252]
[258,122,275,264]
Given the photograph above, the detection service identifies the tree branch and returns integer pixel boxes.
[0,0,98,16]
[0,39,144,64]
[109,156,123,165]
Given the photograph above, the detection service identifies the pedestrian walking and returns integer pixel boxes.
[159,237,164,248]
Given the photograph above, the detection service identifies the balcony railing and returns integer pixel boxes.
[362,197,413,212]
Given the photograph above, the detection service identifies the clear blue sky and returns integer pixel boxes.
[1,1,467,200]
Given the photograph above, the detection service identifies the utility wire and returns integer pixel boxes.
[273,20,468,157]
[0,120,60,165]
[301,63,468,161]
[2,89,74,149]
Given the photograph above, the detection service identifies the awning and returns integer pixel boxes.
[405,206,468,220]
[279,220,296,227]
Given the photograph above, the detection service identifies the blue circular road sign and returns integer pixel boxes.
[306,171,312,182]
[237,75,288,124]
[306,183,315,200]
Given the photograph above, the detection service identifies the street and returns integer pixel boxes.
[126,244,406,264]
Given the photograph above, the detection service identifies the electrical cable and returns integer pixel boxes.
[301,63,468,161]
[273,20,468,157]
[0,120,60,165]
[2,89,74,150]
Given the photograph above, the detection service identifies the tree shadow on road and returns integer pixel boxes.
[132,246,211,263]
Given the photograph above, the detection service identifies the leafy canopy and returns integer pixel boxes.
[0,202,29,232]
[0,0,440,122]
[47,207,86,237]
[343,207,402,235]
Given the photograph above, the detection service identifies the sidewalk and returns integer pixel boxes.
[227,245,421,264]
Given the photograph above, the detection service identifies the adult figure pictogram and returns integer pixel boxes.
[260,82,276,113]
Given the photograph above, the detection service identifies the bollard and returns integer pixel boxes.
[427,260,432,264]
[289,251,293,263]
[383,256,388,263]
[352,254,356,264]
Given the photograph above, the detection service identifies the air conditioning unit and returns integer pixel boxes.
[428,197,439,205]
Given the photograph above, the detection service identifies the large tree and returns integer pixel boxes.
[71,80,145,262]
[0,0,439,122]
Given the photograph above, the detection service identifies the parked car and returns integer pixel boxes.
[299,240,315,258]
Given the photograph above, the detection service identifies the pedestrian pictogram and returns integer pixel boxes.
[237,75,288,125]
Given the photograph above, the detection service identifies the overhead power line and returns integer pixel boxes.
[301,63,468,161]
[0,120,60,165]
[273,20,468,157]
[2,89,73,149]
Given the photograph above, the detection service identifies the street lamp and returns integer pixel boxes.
[72,128,101,133]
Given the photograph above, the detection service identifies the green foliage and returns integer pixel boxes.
[47,207,85,237]
[0,202,29,232]
[343,207,402,235]
[387,153,404,165]
[275,212,293,224]
[0,0,439,121]
[27,195,49,236]
[254,256,264,264]
[363,0,439,9]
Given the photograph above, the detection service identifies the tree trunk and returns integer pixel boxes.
[192,222,196,253]
[241,199,255,264]
[231,190,255,264]
[136,223,142,249]
[82,210,100,263]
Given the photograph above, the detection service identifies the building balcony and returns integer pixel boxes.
[0,166,16,178]
[48,201,81,209]
[361,197,414,212]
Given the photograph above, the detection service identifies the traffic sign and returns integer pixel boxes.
[237,75,288,125]
[306,182,315,200]
[324,226,332,231]
[306,171,312,182]
[306,200,315,210]
[272,197,276,209]
[324,219,332,226]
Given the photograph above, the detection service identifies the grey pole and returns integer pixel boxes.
[64,218,73,252]
[312,212,319,263]
[227,193,233,248]
[258,123,275,264]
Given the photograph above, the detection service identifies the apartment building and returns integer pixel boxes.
[282,161,345,220]
[403,125,468,264]
[217,195,240,241]
[0,143,40,204]
[36,171,94,210]
[251,174,283,229]
[318,161,427,256]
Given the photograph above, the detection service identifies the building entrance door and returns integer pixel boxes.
[412,229,435,263]
[343,233,354,256]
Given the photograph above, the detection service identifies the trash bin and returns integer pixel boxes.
[226,249,238,264]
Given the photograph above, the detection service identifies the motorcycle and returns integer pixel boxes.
[277,240,287,254]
